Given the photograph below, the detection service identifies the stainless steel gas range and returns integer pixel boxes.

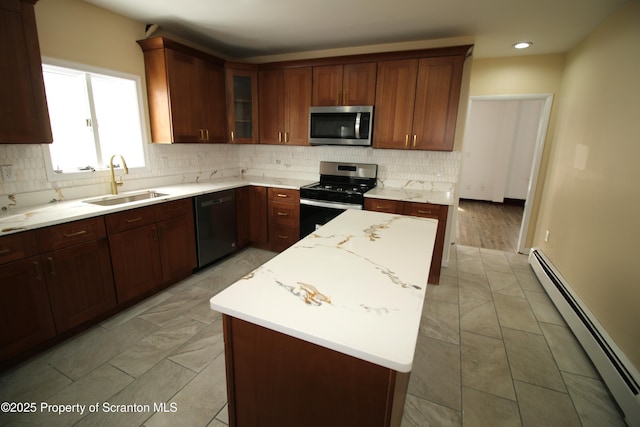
[299,161,378,237]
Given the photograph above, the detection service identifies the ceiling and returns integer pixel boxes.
[83,0,626,60]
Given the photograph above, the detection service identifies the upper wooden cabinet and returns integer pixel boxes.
[226,65,259,144]
[0,0,52,144]
[312,63,376,106]
[137,37,227,143]
[374,54,465,151]
[259,67,312,146]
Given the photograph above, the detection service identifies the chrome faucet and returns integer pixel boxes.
[109,154,129,195]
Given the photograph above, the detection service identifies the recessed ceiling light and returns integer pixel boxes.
[513,42,533,49]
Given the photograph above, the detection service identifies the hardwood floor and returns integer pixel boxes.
[456,199,524,252]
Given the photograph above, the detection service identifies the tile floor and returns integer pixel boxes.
[0,245,628,426]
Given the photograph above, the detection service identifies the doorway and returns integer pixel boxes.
[457,94,553,253]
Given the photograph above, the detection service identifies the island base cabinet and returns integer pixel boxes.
[222,315,409,427]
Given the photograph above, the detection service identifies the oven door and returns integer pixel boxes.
[300,199,362,238]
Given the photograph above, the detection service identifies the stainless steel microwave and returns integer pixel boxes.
[308,105,373,146]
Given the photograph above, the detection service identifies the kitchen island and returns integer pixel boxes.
[210,209,437,426]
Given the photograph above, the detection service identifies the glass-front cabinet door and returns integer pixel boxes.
[226,67,259,144]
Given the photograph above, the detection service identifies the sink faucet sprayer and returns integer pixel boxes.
[109,155,129,195]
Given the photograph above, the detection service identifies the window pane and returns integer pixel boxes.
[43,67,97,171]
[91,74,145,168]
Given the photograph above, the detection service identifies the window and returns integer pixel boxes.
[41,59,148,178]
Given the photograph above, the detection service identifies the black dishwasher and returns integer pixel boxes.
[194,189,237,268]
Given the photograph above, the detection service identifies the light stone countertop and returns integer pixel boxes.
[210,209,437,372]
[0,175,314,237]
[0,174,454,237]
[365,186,455,206]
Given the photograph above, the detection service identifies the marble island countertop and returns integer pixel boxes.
[210,209,437,372]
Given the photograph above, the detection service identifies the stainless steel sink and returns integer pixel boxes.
[83,190,169,206]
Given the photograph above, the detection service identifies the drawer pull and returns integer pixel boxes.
[48,257,57,276]
[278,234,289,239]
[125,217,143,223]
[63,230,87,238]
[276,193,289,198]
[33,260,42,281]
[277,212,289,216]
[376,205,387,209]
[417,209,433,215]
[0,248,9,255]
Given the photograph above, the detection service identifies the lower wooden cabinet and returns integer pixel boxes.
[40,240,116,333]
[364,198,448,284]
[0,253,56,364]
[106,199,196,305]
[236,186,268,249]
[1,219,117,366]
[267,188,299,252]
[35,217,116,333]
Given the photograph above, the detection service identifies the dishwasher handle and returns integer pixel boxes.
[199,195,233,207]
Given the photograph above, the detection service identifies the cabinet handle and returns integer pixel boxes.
[278,132,282,143]
[125,217,143,223]
[63,230,87,238]
[276,193,289,198]
[376,205,387,209]
[284,132,289,144]
[343,92,347,105]
[413,134,417,147]
[278,234,288,239]
[0,248,9,255]
[404,135,409,147]
[204,129,209,141]
[336,91,340,105]
[277,212,289,216]
[231,131,235,142]
[33,260,42,281]
[48,256,56,276]
[418,209,433,215]
[198,129,203,140]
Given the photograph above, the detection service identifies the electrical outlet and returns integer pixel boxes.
[1,165,16,182]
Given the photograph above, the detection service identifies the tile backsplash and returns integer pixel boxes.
[0,143,460,209]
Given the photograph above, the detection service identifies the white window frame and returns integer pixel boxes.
[41,57,151,183]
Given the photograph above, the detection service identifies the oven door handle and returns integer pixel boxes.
[300,199,362,210]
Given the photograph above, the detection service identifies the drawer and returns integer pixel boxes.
[0,231,38,265]
[403,202,444,219]
[156,198,193,221]
[105,205,157,234]
[268,188,300,203]
[269,224,299,252]
[36,217,106,253]
[364,198,403,214]
[269,201,299,227]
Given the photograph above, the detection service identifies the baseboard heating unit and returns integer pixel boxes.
[529,248,639,426]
